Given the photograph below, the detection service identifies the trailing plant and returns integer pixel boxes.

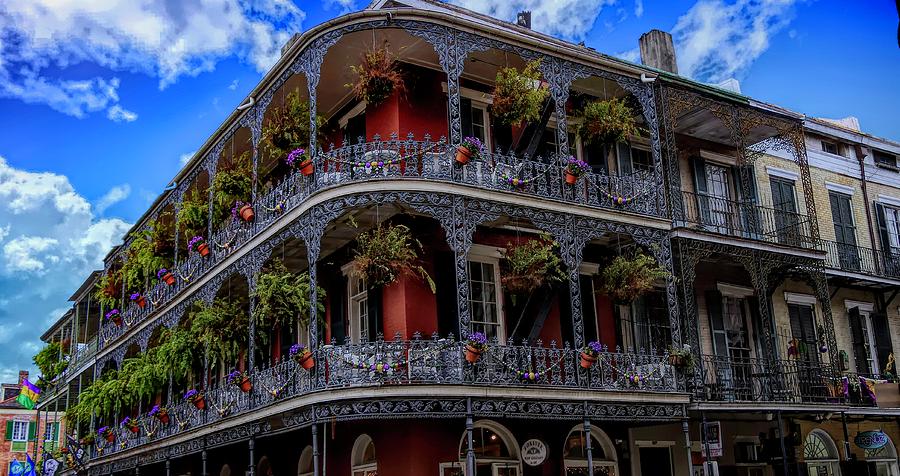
[346,45,406,107]
[490,59,549,125]
[577,97,642,146]
[260,88,326,158]
[119,215,174,290]
[251,258,325,344]
[94,270,123,309]
[351,223,435,292]
[34,342,68,381]
[189,298,250,364]
[212,150,252,224]
[668,344,696,371]
[500,236,566,294]
[599,250,667,304]
[177,188,209,239]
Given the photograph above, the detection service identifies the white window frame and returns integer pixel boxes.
[11,420,28,442]
[442,83,494,152]
[468,244,506,344]
[342,263,369,344]
[43,421,54,442]
[351,434,377,476]
[846,300,879,375]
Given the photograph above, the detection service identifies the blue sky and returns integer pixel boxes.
[0,0,896,383]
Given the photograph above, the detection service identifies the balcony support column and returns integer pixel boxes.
[465,397,475,476]
[682,418,693,476]
[776,411,789,476]
[248,435,256,476]
[165,458,171,476]
[312,421,321,476]
[582,403,594,473]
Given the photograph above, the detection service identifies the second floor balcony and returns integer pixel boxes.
[821,239,900,282]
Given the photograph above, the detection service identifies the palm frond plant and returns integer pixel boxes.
[251,258,325,344]
[94,270,123,309]
[490,59,549,126]
[351,223,436,292]
[346,46,406,107]
[599,251,667,304]
[577,97,642,146]
[500,236,566,295]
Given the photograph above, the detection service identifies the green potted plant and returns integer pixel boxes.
[261,88,324,153]
[212,151,252,225]
[290,344,315,370]
[251,258,325,344]
[190,298,249,365]
[33,342,68,381]
[346,46,405,107]
[94,270,123,309]
[464,332,488,363]
[579,341,603,369]
[576,97,641,146]
[599,251,667,304]
[500,236,566,295]
[667,345,695,370]
[564,156,590,184]
[456,136,484,165]
[490,59,549,126]
[227,370,252,393]
[351,223,436,292]
[177,188,209,240]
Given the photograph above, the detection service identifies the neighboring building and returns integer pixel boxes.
[33,1,900,475]
[1,372,63,475]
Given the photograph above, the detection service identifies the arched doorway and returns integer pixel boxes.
[298,446,313,476]
[351,434,377,476]
[803,429,841,476]
[452,420,521,476]
[865,434,900,476]
[563,425,618,475]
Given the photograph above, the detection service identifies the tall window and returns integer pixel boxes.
[348,276,369,343]
[451,421,521,476]
[43,421,58,451]
[298,446,313,476]
[849,305,879,376]
[803,430,840,476]
[9,420,28,452]
[468,259,503,342]
[618,290,669,353]
[563,426,618,475]
[351,434,377,476]
[461,97,491,151]
[883,205,900,251]
[629,146,652,172]
[865,435,900,476]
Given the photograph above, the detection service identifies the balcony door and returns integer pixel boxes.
[875,202,900,276]
[829,192,859,270]
[692,158,734,234]
[787,302,824,401]
[770,177,800,246]
[707,288,760,401]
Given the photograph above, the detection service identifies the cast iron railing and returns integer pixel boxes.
[678,191,817,250]
[821,239,900,280]
[698,354,841,404]
[87,135,665,365]
[86,335,679,460]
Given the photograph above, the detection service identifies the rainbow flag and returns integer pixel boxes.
[15,379,40,410]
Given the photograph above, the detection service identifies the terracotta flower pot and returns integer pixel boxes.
[668,354,683,366]
[135,296,146,308]
[239,377,253,393]
[192,396,206,410]
[465,345,483,363]
[157,413,170,425]
[299,159,315,176]
[162,272,176,286]
[197,243,210,257]
[579,352,597,369]
[565,170,579,185]
[105,433,115,443]
[128,426,139,434]
[455,146,472,165]
[112,316,123,327]
[297,352,315,370]
[239,204,255,222]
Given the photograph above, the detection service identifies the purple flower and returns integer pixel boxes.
[289,344,306,356]
[183,389,198,401]
[286,148,307,166]
[97,426,110,437]
[157,268,169,279]
[105,309,119,320]
[565,156,590,176]
[467,332,487,349]
[130,293,141,301]
[584,341,603,356]
[148,405,161,417]
[188,235,205,251]
[231,201,246,220]
[461,136,483,155]
[120,417,131,428]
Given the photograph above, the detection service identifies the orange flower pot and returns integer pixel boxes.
[197,243,210,257]
[157,413,170,425]
[112,316,123,327]
[105,433,115,443]
[455,146,472,165]
[239,377,253,393]
[135,296,146,308]
[465,345,483,363]
[128,426,139,434]
[579,352,597,369]
[297,352,315,370]
[239,204,255,222]
[299,159,314,176]
[192,396,206,410]
[565,171,579,185]
[162,272,176,286]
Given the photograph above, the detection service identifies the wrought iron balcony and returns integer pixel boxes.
[821,239,900,281]
[97,135,666,351]
[89,336,681,460]
[698,354,841,404]
[678,191,817,250]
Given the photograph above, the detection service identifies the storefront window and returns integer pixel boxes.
[563,427,617,475]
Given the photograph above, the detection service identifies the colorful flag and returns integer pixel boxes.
[24,455,36,476]
[7,459,23,476]
[15,379,40,410]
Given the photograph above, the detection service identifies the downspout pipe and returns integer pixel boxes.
[856,144,879,253]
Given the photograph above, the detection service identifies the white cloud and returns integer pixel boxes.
[107,104,138,122]
[0,155,131,378]
[325,0,359,13]
[615,47,641,64]
[228,79,239,90]
[95,184,132,215]
[447,0,618,40]
[0,0,306,120]
[180,151,197,166]
[672,0,798,83]
[634,0,643,17]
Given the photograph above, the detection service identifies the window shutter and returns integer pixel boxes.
[5,421,12,440]
[875,202,891,252]
[330,277,347,344]
[616,143,633,174]
[434,251,459,337]
[691,157,708,194]
[27,422,35,440]
[848,307,869,374]
[872,312,894,377]
[52,422,59,441]
[690,157,711,224]
[460,98,473,140]
[366,286,382,343]
[705,290,727,357]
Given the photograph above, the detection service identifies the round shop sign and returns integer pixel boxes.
[855,430,889,450]
[522,439,547,466]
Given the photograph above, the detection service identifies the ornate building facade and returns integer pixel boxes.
[33,1,900,475]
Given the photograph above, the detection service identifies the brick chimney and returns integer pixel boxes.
[18,370,28,385]
[639,29,678,74]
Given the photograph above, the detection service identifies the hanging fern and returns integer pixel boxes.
[490,59,549,126]
[189,298,249,365]
[346,46,406,107]
[212,151,252,224]
[576,97,642,146]
[500,236,566,294]
[33,342,67,382]
[351,223,435,292]
[599,251,667,303]
[261,88,326,158]
[251,258,325,344]
[177,188,209,240]
[93,271,123,309]
[119,215,174,291]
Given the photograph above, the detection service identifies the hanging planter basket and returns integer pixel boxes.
[599,252,668,304]
[500,237,566,295]
[576,97,642,146]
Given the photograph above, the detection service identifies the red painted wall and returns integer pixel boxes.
[595,291,617,350]
[365,66,448,142]
[382,264,438,339]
